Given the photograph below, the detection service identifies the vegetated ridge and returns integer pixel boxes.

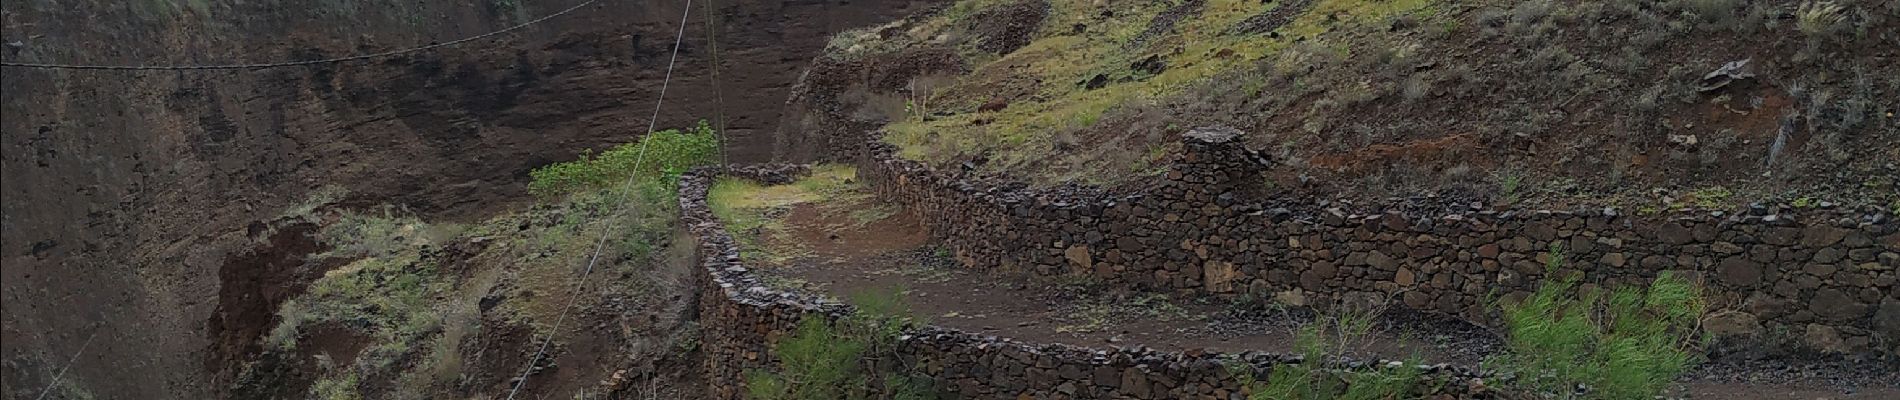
[784,0,1898,212]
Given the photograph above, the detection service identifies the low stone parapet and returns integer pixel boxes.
[852,128,1900,356]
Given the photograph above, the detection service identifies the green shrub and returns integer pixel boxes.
[746,287,934,400]
[1494,246,1706,399]
[528,120,720,196]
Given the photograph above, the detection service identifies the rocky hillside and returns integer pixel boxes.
[0,0,932,398]
[782,0,1898,211]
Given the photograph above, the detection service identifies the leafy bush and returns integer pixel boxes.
[528,120,720,196]
[746,287,934,400]
[1494,246,1706,399]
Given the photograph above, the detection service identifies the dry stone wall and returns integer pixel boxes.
[680,166,1497,400]
[853,127,1900,356]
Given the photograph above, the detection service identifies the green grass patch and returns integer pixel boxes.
[707,164,865,264]
[1493,245,1707,399]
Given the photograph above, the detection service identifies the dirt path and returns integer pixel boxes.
[720,170,1898,400]
[759,200,1500,364]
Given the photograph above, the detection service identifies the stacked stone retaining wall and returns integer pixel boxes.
[852,127,1900,355]
[681,165,1496,400]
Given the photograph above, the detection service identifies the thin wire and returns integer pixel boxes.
[703,0,729,166]
[501,1,694,399]
[33,325,101,400]
[1,0,600,70]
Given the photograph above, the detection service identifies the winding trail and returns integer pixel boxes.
[705,165,1900,400]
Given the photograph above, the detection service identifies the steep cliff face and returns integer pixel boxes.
[0,0,930,398]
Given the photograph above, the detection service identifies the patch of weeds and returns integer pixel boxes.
[1492,253,1707,399]
[847,205,900,227]
[40,379,95,400]
[1497,171,1526,205]
[1685,0,1741,30]
[266,299,313,351]
[1793,1,1848,59]
[589,183,679,261]
[1225,291,1291,316]
[310,372,363,400]
[1056,291,1194,334]
[902,267,955,285]
[1401,72,1433,102]
[414,289,481,391]
[1795,1,1848,37]
[932,246,952,260]
[1054,303,1114,334]
[1684,186,1733,209]
[1130,292,1194,320]
[503,181,681,329]
[760,274,823,293]
[709,179,796,262]
[889,249,957,284]
[709,165,871,264]
[320,207,434,258]
[822,20,916,62]
[277,255,445,369]
[674,322,703,353]
[1049,273,1107,295]
[1235,307,1429,400]
[745,287,936,400]
[528,120,719,196]
[282,185,348,220]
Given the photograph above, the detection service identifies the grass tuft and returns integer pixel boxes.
[1493,246,1706,399]
[746,287,934,400]
[1236,306,1427,400]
